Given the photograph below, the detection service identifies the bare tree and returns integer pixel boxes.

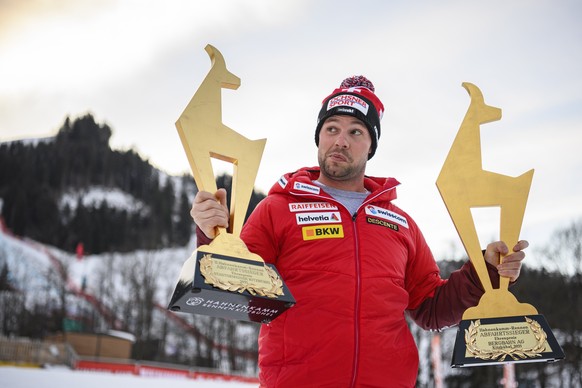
[124,252,160,360]
[94,253,118,330]
[541,218,582,276]
[539,218,582,387]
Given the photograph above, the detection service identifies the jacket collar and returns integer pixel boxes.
[271,166,400,202]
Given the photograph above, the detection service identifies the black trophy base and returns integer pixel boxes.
[168,252,295,324]
[452,314,565,367]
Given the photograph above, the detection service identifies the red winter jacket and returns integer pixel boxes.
[198,167,496,387]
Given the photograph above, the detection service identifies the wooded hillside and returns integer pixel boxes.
[0,114,265,254]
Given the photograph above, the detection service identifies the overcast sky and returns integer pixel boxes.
[1,0,580,262]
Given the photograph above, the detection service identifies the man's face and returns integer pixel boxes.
[317,115,371,184]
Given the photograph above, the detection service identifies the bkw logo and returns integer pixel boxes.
[302,225,344,241]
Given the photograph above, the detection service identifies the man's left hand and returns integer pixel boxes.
[483,240,529,282]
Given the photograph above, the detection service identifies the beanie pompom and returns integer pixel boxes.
[339,75,375,92]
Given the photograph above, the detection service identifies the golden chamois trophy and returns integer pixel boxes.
[437,82,564,366]
[167,45,295,323]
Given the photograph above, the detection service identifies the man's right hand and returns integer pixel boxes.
[190,189,229,239]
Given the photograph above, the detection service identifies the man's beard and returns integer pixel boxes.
[318,149,366,182]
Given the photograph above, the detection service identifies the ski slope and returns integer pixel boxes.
[0,366,257,388]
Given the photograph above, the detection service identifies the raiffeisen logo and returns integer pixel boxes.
[296,212,342,225]
[364,205,408,228]
[289,202,338,212]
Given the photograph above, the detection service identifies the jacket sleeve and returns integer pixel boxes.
[195,225,213,247]
[408,260,500,331]
[239,198,280,264]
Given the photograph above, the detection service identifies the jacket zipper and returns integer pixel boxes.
[348,193,394,387]
[302,191,362,386]
[292,187,397,387]
[350,211,361,388]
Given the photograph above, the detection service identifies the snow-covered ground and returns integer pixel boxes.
[0,222,260,378]
[0,366,257,388]
[58,186,148,214]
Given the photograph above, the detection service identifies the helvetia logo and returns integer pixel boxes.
[296,212,342,225]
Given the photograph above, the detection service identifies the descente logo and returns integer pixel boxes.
[364,205,409,228]
[367,217,399,231]
[302,225,344,241]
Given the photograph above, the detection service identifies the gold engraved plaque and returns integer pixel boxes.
[437,82,564,366]
[200,254,283,298]
[167,45,295,323]
[464,318,549,362]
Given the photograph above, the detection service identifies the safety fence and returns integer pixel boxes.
[0,336,77,367]
[75,358,259,383]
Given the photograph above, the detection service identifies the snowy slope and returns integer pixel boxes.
[0,224,259,376]
[0,223,192,307]
[59,186,148,214]
[0,366,257,388]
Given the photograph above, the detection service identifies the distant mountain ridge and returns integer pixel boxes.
[0,113,264,254]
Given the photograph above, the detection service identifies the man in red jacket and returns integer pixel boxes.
[192,76,528,387]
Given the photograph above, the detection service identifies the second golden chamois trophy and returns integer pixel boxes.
[437,82,564,366]
[167,45,295,323]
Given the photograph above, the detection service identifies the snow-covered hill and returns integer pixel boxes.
[0,225,259,376]
[0,222,190,310]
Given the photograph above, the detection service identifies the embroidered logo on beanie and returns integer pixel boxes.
[327,94,369,115]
